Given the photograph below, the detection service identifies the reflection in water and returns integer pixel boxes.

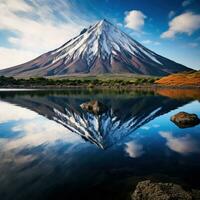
[160,131,200,154]
[0,89,199,200]
[0,90,191,149]
[0,101,37,123]
[4,118,81,151]
[156,88,200,100]
[125,141,144,158]
[0,102,81,151]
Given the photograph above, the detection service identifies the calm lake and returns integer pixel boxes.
[0,89,200,200]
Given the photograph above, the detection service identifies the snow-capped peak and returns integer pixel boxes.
[51,19,163,67]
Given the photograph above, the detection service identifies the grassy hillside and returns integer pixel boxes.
[155,71,200,86]
[51,74,158,81]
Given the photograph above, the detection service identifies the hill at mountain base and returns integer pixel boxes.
[155,71,200,86]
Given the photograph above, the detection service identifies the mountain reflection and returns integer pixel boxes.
[0,90,191,149]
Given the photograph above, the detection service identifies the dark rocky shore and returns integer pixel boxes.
[131,180,200,200]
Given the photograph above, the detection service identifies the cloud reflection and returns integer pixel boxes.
[140,126,150,130]
[0,101,37,123]
[0,101,82,151]
[125,141,144,158]
[5,120,81,150]
[160,131,200,155]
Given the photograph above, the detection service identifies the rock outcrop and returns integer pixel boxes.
[80,100,108,115]
[170,112,200,128]
[132,180,192,200]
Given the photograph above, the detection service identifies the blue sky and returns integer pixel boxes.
[0,0,200,70]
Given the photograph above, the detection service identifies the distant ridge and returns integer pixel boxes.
[0,19,192,77]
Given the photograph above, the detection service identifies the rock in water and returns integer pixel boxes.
[80,100,107,115]
[170,112,200,128]
[132,180,192,200]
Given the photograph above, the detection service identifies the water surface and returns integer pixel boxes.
[0,89,200,200]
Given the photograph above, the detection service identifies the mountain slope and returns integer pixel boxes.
[0,19,192,77]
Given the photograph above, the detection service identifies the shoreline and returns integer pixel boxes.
[1,85,199,100]
[0,84,200,90]
[1,74,199,90]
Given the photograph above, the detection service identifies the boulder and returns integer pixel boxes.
[170,112,200,128]
[80,100,107,115]
[132,180,192,200]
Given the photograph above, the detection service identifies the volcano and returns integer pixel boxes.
[0,19,192,77]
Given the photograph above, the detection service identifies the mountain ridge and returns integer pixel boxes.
[0,19,192,77]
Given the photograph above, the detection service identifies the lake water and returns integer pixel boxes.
[0,89,200,200]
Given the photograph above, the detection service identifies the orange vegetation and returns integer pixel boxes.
[155,71,200,86]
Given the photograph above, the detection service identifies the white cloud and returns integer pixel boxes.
[141,40,152,44]
[154,42,161,45]
[125,10,146,31]
[161,12,200,39]
[159,131,200,154]
[142,40,160,45]
[182,0,193,7]
[0,0,89,70]
[125,141,144,158]
[168,11,175,19]
[2,0,33,12]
